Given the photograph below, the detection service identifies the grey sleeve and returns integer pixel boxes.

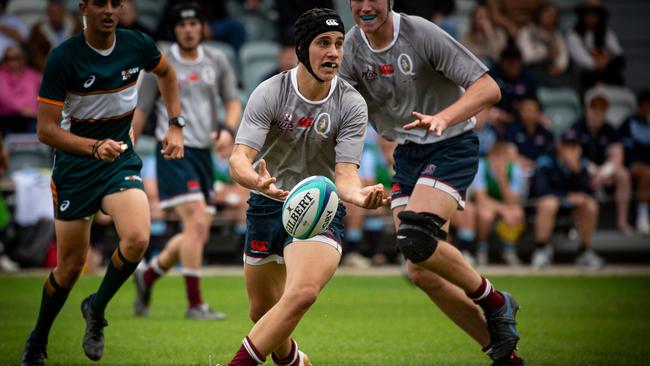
[235,79,276,150]
[336,91,368,165]
[136,70,160,113]
[416,17,488,88]
[215,52,239,103]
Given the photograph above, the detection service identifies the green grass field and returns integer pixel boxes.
[1,273,649,365]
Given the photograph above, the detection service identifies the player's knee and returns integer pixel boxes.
[283,285,320,314]
[248,304,269,323]
[396,211,446,263]
[477,207,496,224]
[184,212,211,243]
[121,231,149,255]
[56,259,85,286]
[537,196,559,214]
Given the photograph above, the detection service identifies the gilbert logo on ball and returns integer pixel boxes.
[282,176,339,240]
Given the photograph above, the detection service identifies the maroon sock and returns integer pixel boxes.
[272,339,298,365]
[183,273,203,308]
[467,277,504,312]
[229,337,265,366]
[143,258,166,287]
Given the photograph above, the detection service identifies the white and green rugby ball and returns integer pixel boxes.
[282,176,339,240]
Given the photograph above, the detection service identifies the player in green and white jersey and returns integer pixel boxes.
[21,1,184,365]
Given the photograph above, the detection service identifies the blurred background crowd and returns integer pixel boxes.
[0,0,649,273]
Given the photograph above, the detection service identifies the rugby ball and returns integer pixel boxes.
[282,176,339,240]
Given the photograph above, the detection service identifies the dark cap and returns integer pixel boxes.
[170,2,203,28]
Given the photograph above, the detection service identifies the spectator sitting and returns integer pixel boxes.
[530,128,604,270]
[263,37,297,81]
[118,0,154,37]
[517,2,575,87]
[570,89,633,234]
[490,45,539,124]
[0,0,29,61]
[485,0,546,39]
[472,139,525,266]
[619,91,650,235]
[27,0,83,72]
[566,0,625,89]
[461,5,508,66]
[0,45,41,136]
[504,96,554,175]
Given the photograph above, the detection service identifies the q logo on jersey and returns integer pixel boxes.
[315,113,331,138]
[398,53,415,76]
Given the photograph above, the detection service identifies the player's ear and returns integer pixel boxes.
[79,0,87,16]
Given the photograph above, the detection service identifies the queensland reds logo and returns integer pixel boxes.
[276,113,295,130]
[315,113,331,138]
[398,53,415,76]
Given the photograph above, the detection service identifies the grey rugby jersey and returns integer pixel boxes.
[235,67,368,191]
[137,43,239,148]
[340,12,488,145]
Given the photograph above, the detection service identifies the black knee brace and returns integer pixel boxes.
[396,211,447,263]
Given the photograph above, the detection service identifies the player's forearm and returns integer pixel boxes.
[38,119,97,156]
[224,100,242,129]
[334,164,363,205]
[131,108,148,143]
[155,68,181,120]
[436,74,501,128]
[229,152,260,191]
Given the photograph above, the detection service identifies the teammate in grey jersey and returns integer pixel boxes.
[131,2,242,320]
[341,1,524,365]
[226,8,388,366]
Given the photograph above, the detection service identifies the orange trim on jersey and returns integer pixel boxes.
[50,178,59,208]
[68,79,138,97]
[148,52,165,73]
[37,96,65,106]
[70,109,135,124]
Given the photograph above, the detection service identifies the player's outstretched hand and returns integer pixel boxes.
[161,125,184,160]
[255,159,289,200]
[355,184,390,209]
[403,112,448,136]
[93,139,125,162]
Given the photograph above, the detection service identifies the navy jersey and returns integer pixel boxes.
[619,115,650,165]
[505,121,555,161]
[571,118,620,165]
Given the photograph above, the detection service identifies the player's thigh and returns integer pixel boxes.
[102,188,151,241]
[54,218,92,267]
[406,185,458,222]
[173,199,211,227]
[283,242,340,293]
[245,262,287,317]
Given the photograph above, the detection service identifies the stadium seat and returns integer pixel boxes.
[4,133,52,174]
[537,87,582,134]
[5,0,47,29]
[204,40,240,81]
[237,13,276,42]
[585,85,637,128]
[134,0,168,33]
[239,40,280,94]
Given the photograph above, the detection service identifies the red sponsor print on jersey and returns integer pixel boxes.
[187,180,200,191]
[250,240,269,253]
[298,116,314,127]
[391,182,401,193]
[189,72,200,82]
[379,64,394,75]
